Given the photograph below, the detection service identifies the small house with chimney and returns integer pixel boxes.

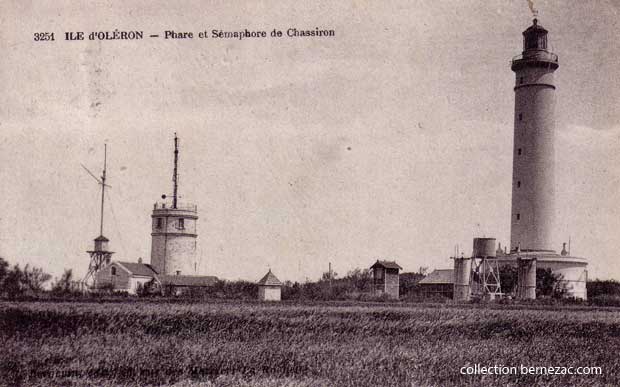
[94,261,158,294]
[94,260,218,295]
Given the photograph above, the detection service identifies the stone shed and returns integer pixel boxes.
[257,269,282,301]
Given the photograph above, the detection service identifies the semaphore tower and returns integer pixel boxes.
[150,134,199,275]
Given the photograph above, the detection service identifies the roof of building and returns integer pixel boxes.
[116,261,158,277]
[94,235,109,242]
[257,270,282,286]
[418,269,454,285]
[157,275,218,287]
[370,260,403,270]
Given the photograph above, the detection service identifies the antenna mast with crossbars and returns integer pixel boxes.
[82,144,114,289]
[173,133,179,209]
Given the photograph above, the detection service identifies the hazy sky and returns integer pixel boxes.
[1,0,619,283]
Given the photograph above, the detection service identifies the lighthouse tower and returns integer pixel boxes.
[451,18,588,302]
[510,18,559,252]
[506,19,587,300]
[150,134,199,276]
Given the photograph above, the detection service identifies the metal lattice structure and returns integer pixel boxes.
[469,238,502,300]
[470,256,502,300]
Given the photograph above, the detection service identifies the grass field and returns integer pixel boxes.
[1,300,619,387]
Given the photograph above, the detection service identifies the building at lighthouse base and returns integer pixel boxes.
[496,252,588,300]
[444,238,588,301]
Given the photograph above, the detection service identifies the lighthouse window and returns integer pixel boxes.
[156,218,163,229]
[177,218,185,230]
[518,148,522,155]
[516,213,521,220]
[518,113,523,121]
[517,181,521,188]
[520,77,524,84]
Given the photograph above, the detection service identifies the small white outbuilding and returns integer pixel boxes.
[257,269,282,301]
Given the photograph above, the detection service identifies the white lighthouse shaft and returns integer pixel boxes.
[510,19,559,252]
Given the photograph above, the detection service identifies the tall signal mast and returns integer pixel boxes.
[83,144,114,288]
[173,133,179,209]
[99,144,108,234]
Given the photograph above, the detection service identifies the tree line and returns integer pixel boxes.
[2,254,620,306]
[0,256,75,298]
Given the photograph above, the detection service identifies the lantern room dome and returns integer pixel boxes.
[522,18,549,51]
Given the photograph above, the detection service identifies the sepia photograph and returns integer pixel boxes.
[1,1,619,386]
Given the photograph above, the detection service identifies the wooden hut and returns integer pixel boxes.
[370,260,402,299]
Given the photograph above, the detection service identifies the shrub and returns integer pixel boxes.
[587,279,620,298]
[589,294,620,307]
